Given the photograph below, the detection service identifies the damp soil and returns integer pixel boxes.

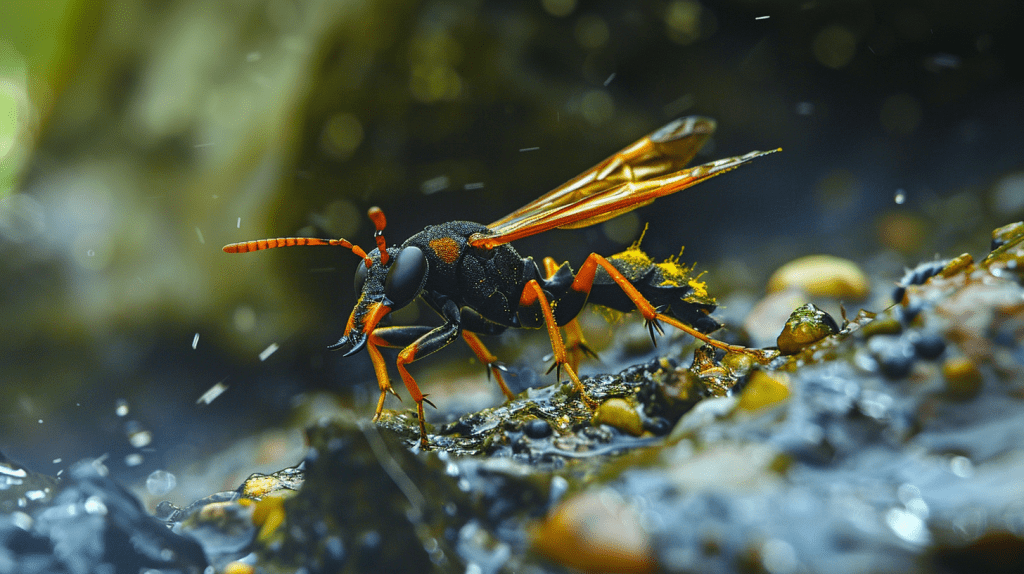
[3,222,1024,574]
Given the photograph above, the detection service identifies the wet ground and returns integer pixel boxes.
[3,222,1023,573]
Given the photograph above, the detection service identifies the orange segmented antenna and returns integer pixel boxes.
[367,206,389,265]
[222,236,374,268]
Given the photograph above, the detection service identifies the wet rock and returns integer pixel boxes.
[532,488,657,573]
[592,398,644,437]
[0,457,208,574]
[777,303,840,355]
[767,255,870,299]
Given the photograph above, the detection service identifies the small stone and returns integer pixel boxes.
[943,357,983,400]
[776,303,839,355]
[909,331,946,360]
[767,255,869,299]
[737,371,790,411]
[523,418,552,439]
[532,489,657,573]
[592,398,644,437]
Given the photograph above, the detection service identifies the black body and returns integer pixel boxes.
[330,219,719,359]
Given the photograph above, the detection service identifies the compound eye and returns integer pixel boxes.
[353,260,368,294]
[384,246,427,307]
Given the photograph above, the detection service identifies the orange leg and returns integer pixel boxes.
[542,257,597,373]
[520,280,598,407]
[572,253,778,364]
[366,334,402,421]
[461,331,514,400]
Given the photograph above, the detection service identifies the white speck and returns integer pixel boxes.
[950,455,974,478]
[115,399,129,417]
[192,333,200,349]
[25,489,46,501]
[463,182,485,190]
[52,458,62,464]
[756,15,771,20]
[237,217,242,229]
[194,227,205,244]
[604,73,616,86]
[421,175,450,195]
[0,465,27,478]
[10,511,32,531]
[124,453,144,467]
[196,381,229,405]
[886,507,930,545]
[247,51,262,62]
[84,496,108,515]
[795,101,814,115]
[259,343,279,361]
[56,469,63,477]
[146,470,177,496]
[894,189,906,204]
[519,147,540,152]
[38,419,43,424]
[128,428,153,448]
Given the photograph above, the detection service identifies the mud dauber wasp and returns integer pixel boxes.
[225,116,779,447]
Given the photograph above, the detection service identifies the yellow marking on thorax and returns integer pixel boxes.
[429,237,461,264]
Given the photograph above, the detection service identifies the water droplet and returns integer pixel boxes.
[886,507,930,545]
[146,470,177,496]
[950,455,974,478]
[84,496,107,515]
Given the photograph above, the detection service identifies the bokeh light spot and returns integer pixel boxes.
[812,25,857,69]
[321,113,364,160]
[542,0,576,18]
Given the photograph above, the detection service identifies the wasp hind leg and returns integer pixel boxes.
[571,253,779,364]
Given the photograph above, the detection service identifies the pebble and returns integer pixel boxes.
[767,255,869,299]
[592,398,644,437]
[532,489,656,573]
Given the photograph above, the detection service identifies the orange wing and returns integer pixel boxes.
[469,117,779,249]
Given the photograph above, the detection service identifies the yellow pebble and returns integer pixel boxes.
[943,357,983,400]
[737,371,790,411]
[532,489,657,573]
[767,255,869,299]
[592,398,644,436]
[223,562,255,574]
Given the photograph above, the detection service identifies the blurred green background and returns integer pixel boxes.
[2,0,1023,482]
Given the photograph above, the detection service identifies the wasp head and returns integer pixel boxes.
[328,244,429,356]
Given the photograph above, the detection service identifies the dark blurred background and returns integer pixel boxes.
[2,0,1023,490]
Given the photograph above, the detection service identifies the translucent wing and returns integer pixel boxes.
[470,117,778,249]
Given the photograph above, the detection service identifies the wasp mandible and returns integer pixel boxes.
[224,117,779,447]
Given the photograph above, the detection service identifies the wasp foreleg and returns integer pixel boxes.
[366,326,433,419]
